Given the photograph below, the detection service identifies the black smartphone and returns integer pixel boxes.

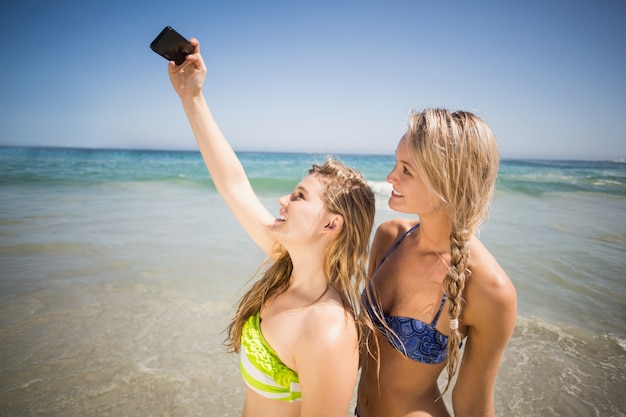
[150,26,195,65]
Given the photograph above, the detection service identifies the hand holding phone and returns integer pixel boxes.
[150,26,195,65]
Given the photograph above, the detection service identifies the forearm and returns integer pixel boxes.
[180,93,250,197]
[169,42,275,251]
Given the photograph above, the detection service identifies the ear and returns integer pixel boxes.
[323,214,344,233]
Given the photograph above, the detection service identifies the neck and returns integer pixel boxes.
[416,211,453,255]
[285,244,329,293]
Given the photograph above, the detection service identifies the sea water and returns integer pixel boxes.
[0,147,624,416]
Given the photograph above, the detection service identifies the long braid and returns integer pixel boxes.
[405,108,499,396]
[441,230,471,394]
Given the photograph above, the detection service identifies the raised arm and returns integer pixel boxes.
[168,39,276,253]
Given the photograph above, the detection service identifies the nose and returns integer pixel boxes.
[386,164,398,185]
[278,194,289,207]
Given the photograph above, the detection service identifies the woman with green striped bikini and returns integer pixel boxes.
[166,38,375,417]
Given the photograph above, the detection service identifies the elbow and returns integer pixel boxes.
[452,389,495,417]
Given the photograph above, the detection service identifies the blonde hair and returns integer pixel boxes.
[225,156,376,352]
[406,108,499,393]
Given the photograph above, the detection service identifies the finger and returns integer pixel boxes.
[189,38,200,54]
[167,60,178,73]
[183,42,204,69]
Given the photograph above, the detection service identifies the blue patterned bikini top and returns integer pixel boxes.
[366,223,450,365]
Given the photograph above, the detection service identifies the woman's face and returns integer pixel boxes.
[272,173,335,245]
[386,135,439,216]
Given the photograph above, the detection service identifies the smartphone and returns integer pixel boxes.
[150,26,195,65]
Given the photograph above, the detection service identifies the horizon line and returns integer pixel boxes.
[1,144,624,163]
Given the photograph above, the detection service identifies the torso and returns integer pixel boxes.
[365,223,453,365]
[357,219,462,417]
[241,285,357,417]
[358,218,516,417]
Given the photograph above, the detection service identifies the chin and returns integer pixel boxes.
[387,197,402,210]
[388,199,412,214]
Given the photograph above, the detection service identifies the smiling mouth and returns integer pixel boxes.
[276,215,287,222]
[391,188,404,197]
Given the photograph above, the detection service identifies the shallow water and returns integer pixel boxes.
[1,148,624,416]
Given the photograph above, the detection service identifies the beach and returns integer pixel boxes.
[1,147,624,416]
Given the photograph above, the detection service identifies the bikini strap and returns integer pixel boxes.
[430,293,448,326]
[375,223,420,272]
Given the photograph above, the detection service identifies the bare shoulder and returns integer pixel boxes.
[375,218,416,240]
[464,237,517,325]
[292,295,360,413]
[300,297,357,348]
[372,218,417,258]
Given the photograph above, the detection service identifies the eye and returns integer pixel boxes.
[402,165,412,175]
[291,191,305,201]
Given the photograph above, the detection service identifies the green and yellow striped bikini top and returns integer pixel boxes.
[240,311,301,402]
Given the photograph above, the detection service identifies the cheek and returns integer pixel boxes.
[295,202,326,223]
[409,183,439,209]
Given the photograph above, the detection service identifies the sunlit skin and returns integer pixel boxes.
[168,39,361,417]
[357,135,517,417]
[387,136,444,220]
[270,174,335,250]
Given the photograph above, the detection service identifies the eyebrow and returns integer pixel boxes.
[295,184,309,195]
[397,157,414,170]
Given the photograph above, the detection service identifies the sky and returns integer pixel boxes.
[0,0,624,160]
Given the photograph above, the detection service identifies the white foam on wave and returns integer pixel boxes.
[496,315,626,416]
[368,180,392,196]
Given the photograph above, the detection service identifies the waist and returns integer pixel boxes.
[360,333,447,398]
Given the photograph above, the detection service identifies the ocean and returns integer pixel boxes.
[0,146,624,416]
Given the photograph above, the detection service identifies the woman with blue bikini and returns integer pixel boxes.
[357,109,517,417]
[166,38,375,417]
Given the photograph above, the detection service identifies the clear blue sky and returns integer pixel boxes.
[1,0,624,160]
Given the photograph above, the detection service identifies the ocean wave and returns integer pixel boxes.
[496,159,626,197]
[497,315,626,416]
[368,180,392,197]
